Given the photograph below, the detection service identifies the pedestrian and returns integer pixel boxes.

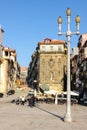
[29,95,35,107]
[21,96,25,105]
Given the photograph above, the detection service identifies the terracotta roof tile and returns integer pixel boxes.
[38,38,66,45]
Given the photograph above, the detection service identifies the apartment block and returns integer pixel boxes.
[26,38,67,93]
[71,34,87,99]
[0,27,20,93]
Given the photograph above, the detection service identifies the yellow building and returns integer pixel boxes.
[27,38,67,93]
[0,27,20,93]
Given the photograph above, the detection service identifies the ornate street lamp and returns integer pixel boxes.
[57,8,80,122]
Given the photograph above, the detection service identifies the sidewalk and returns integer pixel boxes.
[0,94,87,130]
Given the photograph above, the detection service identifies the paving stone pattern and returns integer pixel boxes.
[0,94,87,130]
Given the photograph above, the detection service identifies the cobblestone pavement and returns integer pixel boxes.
[0,94,87,130]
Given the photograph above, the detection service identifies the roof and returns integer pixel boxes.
[21,67,27,72]
[38,38,66,45]
[2,47,16,56]
[2,47,16,52]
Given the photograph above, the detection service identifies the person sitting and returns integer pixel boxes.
[20,96,25,105]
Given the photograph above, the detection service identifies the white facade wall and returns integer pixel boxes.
[40,44,64,52]
[0,60,8,93]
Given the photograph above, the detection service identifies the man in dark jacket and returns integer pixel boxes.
[29,95,35,107]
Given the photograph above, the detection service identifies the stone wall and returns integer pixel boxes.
[39,53,67,93]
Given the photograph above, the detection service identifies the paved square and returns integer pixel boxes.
[0,95,87,130]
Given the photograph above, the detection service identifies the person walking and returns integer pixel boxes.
[29,95,35,107]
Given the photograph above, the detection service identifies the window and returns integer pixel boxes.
[58,46,62,52]
[50,46,53,51]
[5,51,8,56]
[44,38,51,43]
[42,46,46,51]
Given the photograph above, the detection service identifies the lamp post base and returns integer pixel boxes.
[64,113,72,122]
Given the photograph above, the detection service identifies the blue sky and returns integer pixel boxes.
[0,0,87,67]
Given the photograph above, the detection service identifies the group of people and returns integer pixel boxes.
[11,94,36,107]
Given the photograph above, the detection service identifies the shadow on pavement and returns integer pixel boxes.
[36,105,64,122]
[78,103,87,107]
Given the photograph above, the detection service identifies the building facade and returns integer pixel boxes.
[71,47,79,90]
[77,34,87,98]
[27,38,67,93]
[0,27,20,93]
[71,34,87,99]
[20,67,27,87]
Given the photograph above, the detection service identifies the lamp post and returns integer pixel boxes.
[57,8,80,122]
[33,80,37,97]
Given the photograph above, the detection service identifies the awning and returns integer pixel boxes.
[63,91,79,96]
[44,90,58,95]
